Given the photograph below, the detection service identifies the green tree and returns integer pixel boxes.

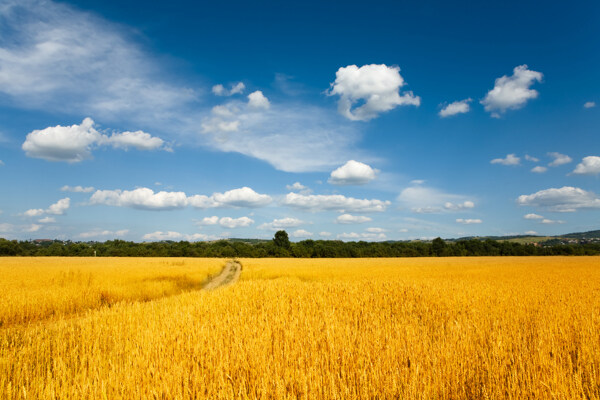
[273,230,291,250]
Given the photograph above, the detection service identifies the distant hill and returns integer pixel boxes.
[450,229,600,243]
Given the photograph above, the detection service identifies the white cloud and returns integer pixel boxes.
[398,185,474,214]
[547,152,572,167]
[23,209,45,217]
[328,160,378,185]
[285,182,312,194]
[79,229,129,239]
[337,232,386,241]
[142,231,184,241]
[24,224,42,232]
[524,213,544,220]
[38,217,56,223]
[481,65,543,117]
[335,214,372,224]
[22,118,103,162]
[456,218,482,224]
[247,91,270,109]
[283,193,390,213]
[209,187,272,208]
[142,231,214,242]
[572,156,600,175]
[584,101,596,108]
[61,185,95,193]
[196,216,220,226]
[327,64,420,121]
[444,201,475,211]
[0,1,195,124]
[22,118,168,162]
[366,227,386,233]
[106,130,166,151]
[46,198,70,215]
[201,98,363,173]
[90,187,271,210]
[0,223,14,233]
[212,82,245,96]
[517,186,600,212]
[531,166,547,173]
[524,155,539,162]
[319,231,332,237]
[24,197,70,217]
[439,98,471,117]
[490,154,520,166]
[292,229,312,238]
[217,216,254,228]
[540,218,565,224]
[258,217,304,230]
[524,230,538,235]
[90,188,188,210]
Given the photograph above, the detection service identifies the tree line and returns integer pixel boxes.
[1,231,599,257]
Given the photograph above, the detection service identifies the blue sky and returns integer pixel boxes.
[0,0,599,241]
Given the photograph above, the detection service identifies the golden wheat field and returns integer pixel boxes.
[1,257,600,399]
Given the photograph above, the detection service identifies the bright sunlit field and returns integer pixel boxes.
[1,256,600,399]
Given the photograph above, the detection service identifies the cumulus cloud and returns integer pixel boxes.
[337,232,386,241]
[79,229,129,239]
[38,217,56,223]
[258,218,304,230]
[490,154,520,166]
[247,91,270,109]
[584,101,596,109]
[335,214,372,224]
[285,182,312,194]
[328,160,378,185]
[216,216,254,228]
[106,130,166,151]
[327,64,420,121]
[22,118,168,162]
[524,230,538,235]
[481,65,543,117]
[525,154,539,162]
[90,188,187,210]
[517,186,600,212]
[540,218,565,224]
[572,156,600,175]
[61,185,95,193]
[142,231,215,242]
[456,218,482,224]
[524,213,544,220]
[196,216,220,226]
[46,197,71,215]
[366,227,386,233]
[547,152,572,167]
[439,98,471,117]
[212,82,245,96]
[319,231,332,237]
[283,193,390,213]
[444,201,475,211]
[398,185,475,214]
[208,187,272,208]
[292,229,312,238]
[24,197,70,217]
[24,224,41,232]
[90,187,271,210]
[531,166,547,173]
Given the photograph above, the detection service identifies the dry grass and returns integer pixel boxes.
[1,256,600,399]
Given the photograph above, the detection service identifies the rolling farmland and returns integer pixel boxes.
[1,257,600,399]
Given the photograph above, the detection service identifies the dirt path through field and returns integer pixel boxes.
[202,260,242,290]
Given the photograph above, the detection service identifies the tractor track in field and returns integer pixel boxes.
[202,260,242,291]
